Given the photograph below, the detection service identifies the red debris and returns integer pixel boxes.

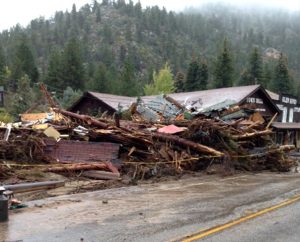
[157,124,186,134]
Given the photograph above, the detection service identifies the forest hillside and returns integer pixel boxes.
[0,0,299,116]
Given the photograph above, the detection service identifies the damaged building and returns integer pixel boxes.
[69,84,300,149]
[70,85,279,119]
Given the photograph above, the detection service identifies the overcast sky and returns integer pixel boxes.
[0,0,299,31]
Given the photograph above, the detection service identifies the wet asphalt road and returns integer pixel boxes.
[1,172,300,242]
[201,199,300,242]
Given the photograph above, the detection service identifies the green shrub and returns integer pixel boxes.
[0,108,14,123]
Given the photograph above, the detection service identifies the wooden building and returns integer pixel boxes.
[149,84,280,118]
[267,91,300,148]
[267,91,300,123]
[70,85,279,119]
[68,91,136,116]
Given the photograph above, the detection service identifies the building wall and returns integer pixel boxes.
[69,95,116,116]
[241,89,277,117]
[275,94,300,123]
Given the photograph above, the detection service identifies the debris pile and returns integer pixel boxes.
[0,93,296,182]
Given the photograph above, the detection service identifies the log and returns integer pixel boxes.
[163,95,185,110]
[45,163,108,172]
[82,170,120,180]
[91,129,153,149]
[4,181,65,193]
[233,145,295,159]
[152,133,224,157]
[105,161,119,173]
[54,108,109,129]
[266,112,278,130]
[232,129,273,140]
[271,144,295,153]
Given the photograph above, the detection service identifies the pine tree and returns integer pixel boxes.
[92,0,99,12]
[71,4,77,21]
[185,58,200,91]
[0,45,6,83]
[239,47,263,86]
[273,53,291,94]
[262,63,273,89]
[239,69,251,86]
[61,38,85,90]
[103,24,113,44]
[185,57,208,91]
[96,6,101,22]
[45,49,64,94]
[144,62,175,95]
[87,62,109,93]
[175,71,185,93]
[249,47,263,85]
[11,36,39,87]
[198,59,208,90]
[213,39,234,88]
[120,58,139,96]
[8,75,35,117]
[134,1,142,18]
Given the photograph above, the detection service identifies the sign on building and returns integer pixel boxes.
[278,94,300,123]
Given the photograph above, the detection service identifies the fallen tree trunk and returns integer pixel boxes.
[82,170,120,180]
[45,163,108,172]
[268,144,295,153]
[152,133,224,157]
[91,129,153,149]
[163,95,185,110]
[54,108,109,129]
[232,129,273,140]
[234,145,295,159]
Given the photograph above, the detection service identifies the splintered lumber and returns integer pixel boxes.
[152,132,224,157]
[232,129,273,140]
[270,144,295,153]
[266,112,278,130]
[45,163,108,172]
[3,181,65,193]
[82,170,120,180]
[54,108,109,129]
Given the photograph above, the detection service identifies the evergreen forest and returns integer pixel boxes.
[0,0,300,117]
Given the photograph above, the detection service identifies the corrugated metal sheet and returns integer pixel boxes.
[146,95,182,119]
[201,99,236,113]
[221,109,252,121]
[44,140,120,163]
[136,105,160,122]
[142,85,260,110]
